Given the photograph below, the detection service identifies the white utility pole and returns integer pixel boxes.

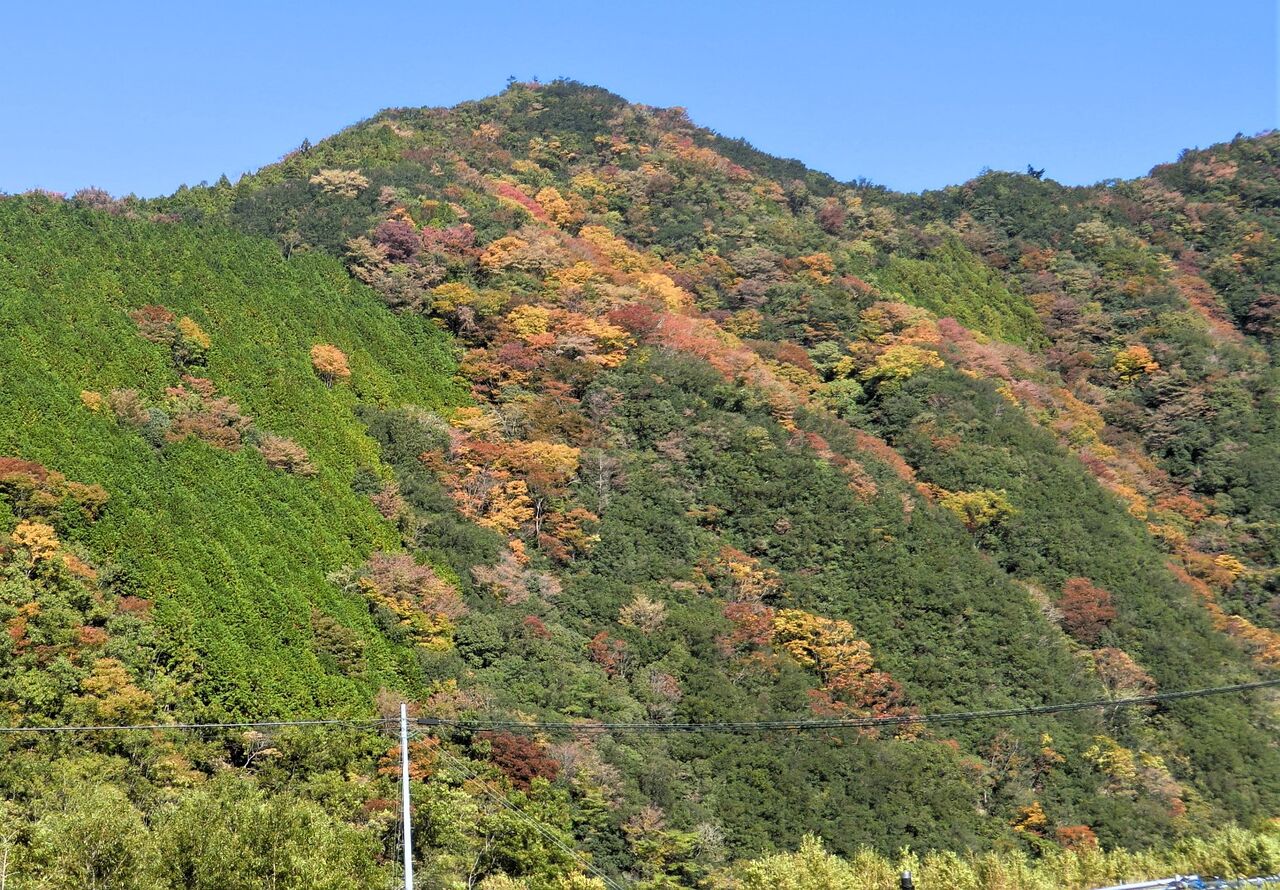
[401,702,414,890]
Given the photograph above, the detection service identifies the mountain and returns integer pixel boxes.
[0,80,1277,887]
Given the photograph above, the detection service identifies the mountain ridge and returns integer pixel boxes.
[0,79,1277,887]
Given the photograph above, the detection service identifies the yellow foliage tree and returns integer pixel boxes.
[579,225,647,273]
[507,305,552,339]
[535,186,581,227]
[481,479,536,534]
[1011,801,1048,835]
[79,390,106,412]
[1213,553,1246,580]
[430,282,509,324]
[552,261,599,290]
[1112,345,1159,381]
[860,344,944,383]
[796,252,835,284]
[938,489,1016,532]
[177,316,211,350]
[1083,735,1139,792]
[11,520,59,563]
[511,440,581,485]
[78,657,156,722]
[636,272,692,310]
[724,309,764,338]
[479,235,530,271]
[772,609,875,685]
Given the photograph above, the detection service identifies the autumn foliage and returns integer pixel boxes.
[356,552,467,648]
[1058,578,1117,645]
[310,344,351,384]
[8,82,1280,878]
[477,731,560,790]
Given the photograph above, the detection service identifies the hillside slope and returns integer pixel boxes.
[0,199,462,714]
[0,81,1276,888]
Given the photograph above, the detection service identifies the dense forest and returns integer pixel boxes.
[0,80,1277,888]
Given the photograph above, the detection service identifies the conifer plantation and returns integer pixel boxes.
[0,81,1277,887]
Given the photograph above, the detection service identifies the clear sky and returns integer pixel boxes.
[2,0,1275,197]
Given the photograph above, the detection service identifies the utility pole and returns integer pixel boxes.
[401,702,414,890]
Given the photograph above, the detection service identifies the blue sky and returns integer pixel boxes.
[1,0,1275,197]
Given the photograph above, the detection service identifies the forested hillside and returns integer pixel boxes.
[0,80,1276,888]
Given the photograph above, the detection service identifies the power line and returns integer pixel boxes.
[416,678,1280,735]
[0,717,389,735]
[429,742,626,890]
[0,678,1271,736]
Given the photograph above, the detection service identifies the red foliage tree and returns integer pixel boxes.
[0,457,50,483]
[607,303,663,338]
[1055,824,1099,850]
[521,614,552,640]
[421,224,477,256]
[1059,577,1117,644]
[364,552,466,621]
[372,219,422,263]
[378,737,439,782]
[492,182,549,221]
[587,631,628,677]
[816,199,847,234]
[717,601,776,662]
[478,731,559,789]
[1245,293,1280,341]
[775,342,818,374]
[128,305,177,343]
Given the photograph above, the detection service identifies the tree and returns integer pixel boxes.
[372,218,421,263]
[309,344,351,385]
[618,594,666,633]
[1059,578,1117,645]
[478,731,560,790]
[128,305,209,367]
[1055,824,1098,850]
[860,344,944,384]
[359,552,467,647]
[1112,345,1159,381]
[77,657,156,722]
[587,631,627,677]
[257,435,316,476]
[1091,647,1155,698]
[772,610,909,721]
[27,783,154,890]
[937,489,1015,532]
[174,317,211,365]
[129,304,177,343]
[155,777,385,889]
[816,198,847,234]
[10,520,59,565]
[308,168,369,198]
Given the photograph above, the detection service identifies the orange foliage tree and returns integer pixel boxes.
[310,343,351,384]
